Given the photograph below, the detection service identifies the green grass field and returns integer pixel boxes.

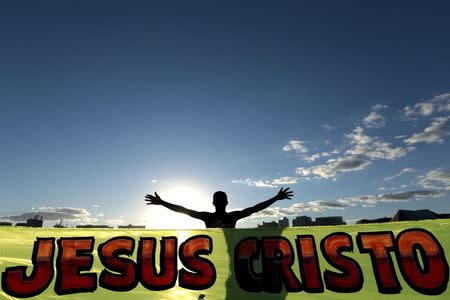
[1,219,449,300]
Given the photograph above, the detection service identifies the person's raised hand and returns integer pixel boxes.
[145,192,163,205]
[274,187,293,201]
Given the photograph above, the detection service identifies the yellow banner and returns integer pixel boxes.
[1,219,449,300]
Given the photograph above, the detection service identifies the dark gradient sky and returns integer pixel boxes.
[1,1,449,228]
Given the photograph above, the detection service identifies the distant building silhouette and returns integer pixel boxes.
[292,215,346,227]
[292,216,313,226]
[54,219,67,228]
[356,217,391,224]
[292,216,312,227]
[27,217,44,227]
[257,217,291,228]
[0,222,12,226]
[315,216,345,226]
[118,224,146,229]
[15,215,43,227]
[356,209,450,224]
[257,221,279,228]
[278,217,289,227]
[391,209,449,221]
[76,224,112,229]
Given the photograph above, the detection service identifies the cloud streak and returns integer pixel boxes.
[2,207,97,223]
[337,189,445,208]
[404,116,450,145]
[282,140,308,153]
[363,104,388,128]
[232,176,298,188]
[250,200,347,218]
[404,93,450,118]
[384,168,416,181]
[249,187,446,218]
[346,127,408,160]
[296,155,371,179]
[419,169,450,190]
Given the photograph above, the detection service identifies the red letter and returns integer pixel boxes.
[261,237,302,293]
[396,229,449,295]
[296,235,324,293]
[357,231,400,293]
[98,236,137,291]
[321,232,363,293]
[138,237,177,290]
[179,235,216,290]
[1,238,55,297]
[234,237,262,292]
[55,237,97,295]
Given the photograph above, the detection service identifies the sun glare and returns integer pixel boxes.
[145,184,212,229]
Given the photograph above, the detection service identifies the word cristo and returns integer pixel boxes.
[1,229,448,298]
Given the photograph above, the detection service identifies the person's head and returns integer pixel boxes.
[213,191,228,212]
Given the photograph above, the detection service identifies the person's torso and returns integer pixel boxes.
[203,212,237,228]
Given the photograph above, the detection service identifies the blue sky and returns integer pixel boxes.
[0,1,449,228]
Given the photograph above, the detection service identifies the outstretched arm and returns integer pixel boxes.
[145,192,204,219]
[235,187,293,219]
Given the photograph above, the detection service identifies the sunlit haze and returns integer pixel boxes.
[145,184,212,229]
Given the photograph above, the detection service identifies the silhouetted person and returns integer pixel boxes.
[145,187,293,228]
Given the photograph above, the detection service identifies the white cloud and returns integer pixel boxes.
[271,177,299,185]
[348,126,373,145]
[295,126,408,180]
[232,179,276,188]
[404,116,450,145]
[296,155,371,179]
[301,151,336,162]
[419,169,450,190]
[347,140,407,160]
[384,168,416,181]
[346,127,407,160]
[363,111,385,128]
[283,140,308,153]
[403,93,450,118]
[232,176,298,188]
[416,102,434,117]
[253,181,277,188]
[371,104,388,111]
[363,104,388,128]
[323,124,333,131]
[251,200,347,218]
[303,153,322,162]
[282,97,446,182]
